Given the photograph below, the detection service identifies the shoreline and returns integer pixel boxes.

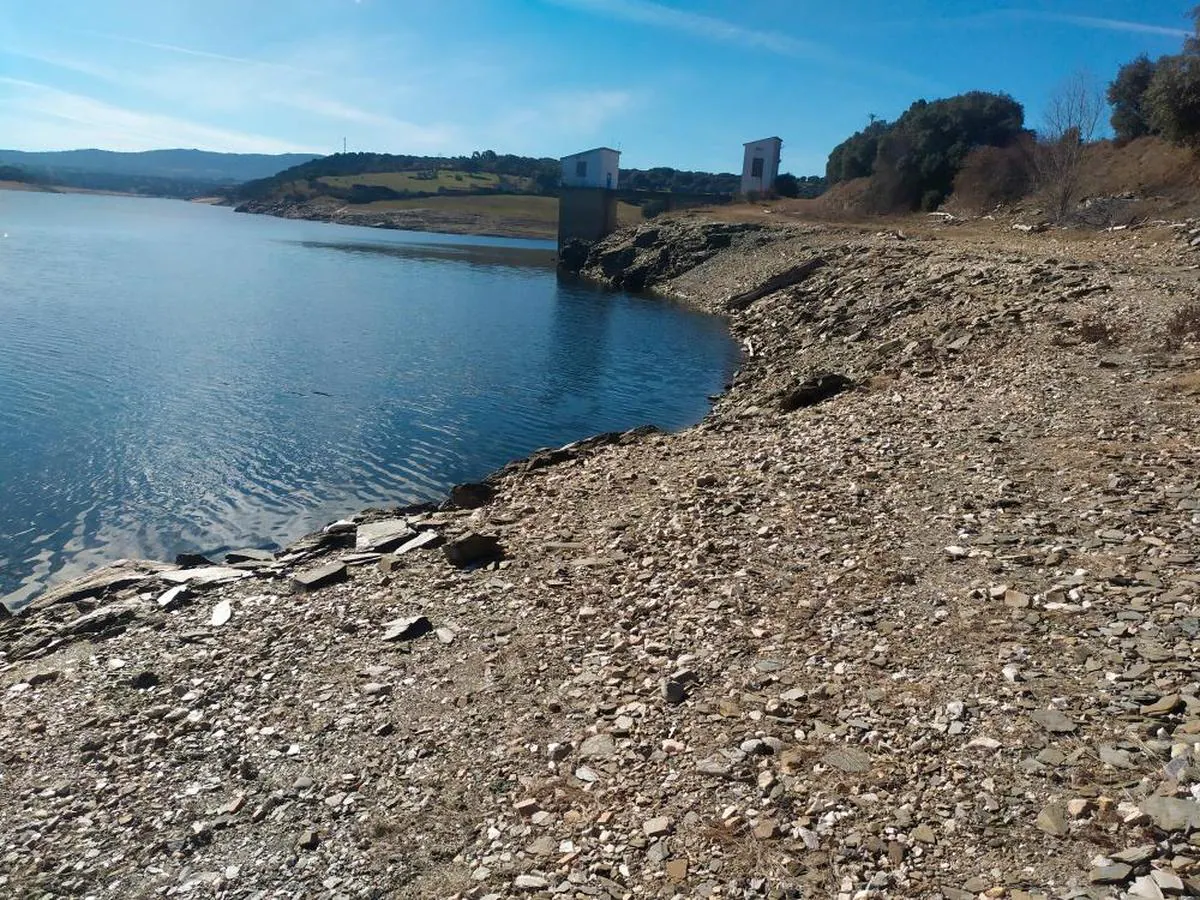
[234,195,561,241]
[5,215,1200,896]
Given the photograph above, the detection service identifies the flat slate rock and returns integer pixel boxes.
[61,599,141,636]
[395,530,444,555]
[822,745,872,773]
[1141,796,1200,833]
[20,564,156,613]
[1031,708,1077,733]
[292,562,349,592]
[381,615,433,642]
[1090,863,1133,885]
[160,566,250,587]
[355,519,417,553]
[225,548,275,564]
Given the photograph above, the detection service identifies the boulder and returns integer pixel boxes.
[448,482,495,510]
[443,532,502,567]
[779,373,855,412]
[292,562,349,592]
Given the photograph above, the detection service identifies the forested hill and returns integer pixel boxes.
[0,149,320,184]
[235,151,564,201]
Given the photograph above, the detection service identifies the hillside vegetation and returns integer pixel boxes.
[815,5,1200,222]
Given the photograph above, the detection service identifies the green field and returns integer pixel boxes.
[358,193,645,226]
[318,169,533,194]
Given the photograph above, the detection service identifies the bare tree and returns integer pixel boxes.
[1037,71,1106,222]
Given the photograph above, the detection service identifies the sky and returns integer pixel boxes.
[0,1,1194,175]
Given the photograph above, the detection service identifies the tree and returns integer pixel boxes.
[825,119,889,184]
[1108,55,1158,141]
[775,172,800,198]
[1036,71,1105,221]
[1144,53,1200,147]
[871,91,1026,210]
[1186,3,1200,54]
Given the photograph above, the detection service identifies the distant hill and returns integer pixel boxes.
[0,149,321,184]
[234,151,757,206]
[235,151,564,203]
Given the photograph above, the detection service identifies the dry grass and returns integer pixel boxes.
[1164,303,1200,350]
[356,195,643,227]
[1078,315,1124,346]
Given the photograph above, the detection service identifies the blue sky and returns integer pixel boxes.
[0,1,1192,174]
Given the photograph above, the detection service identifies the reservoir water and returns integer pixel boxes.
[0,191,740,606]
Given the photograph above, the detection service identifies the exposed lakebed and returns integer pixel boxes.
[0,191,739,606]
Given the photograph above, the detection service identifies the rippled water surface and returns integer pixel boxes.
[0,191,739,604]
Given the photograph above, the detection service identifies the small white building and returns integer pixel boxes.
[560,147,620,190]
[741,137,782,196]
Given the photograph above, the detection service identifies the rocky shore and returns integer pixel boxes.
[5,215,1200,899]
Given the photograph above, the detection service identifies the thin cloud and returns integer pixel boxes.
[915,10,1190,40]
[80,30,327,76]
[0,77,316,154]
[489,88,638,155]
[1031,13,1189,39]
[547,0,936,89]
[550,0,828,57]
[260,90,459,151]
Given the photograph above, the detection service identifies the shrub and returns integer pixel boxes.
[1165,302,1200,349]
[950,139,1036,212]
[641,197,669,219]
[775,173,800,198]
[1079,315,1123,346]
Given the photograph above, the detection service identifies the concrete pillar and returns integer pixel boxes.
[558,188,619,250]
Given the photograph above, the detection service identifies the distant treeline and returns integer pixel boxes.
[0,165,44,184]
[0,163,221,198]
[620,167,825,198]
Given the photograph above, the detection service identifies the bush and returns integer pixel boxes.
[1079,315,1123,346]
[641,197,669,219]
[950,139,1036,212]
[1165,302,1200,349]
[775,173,800,198]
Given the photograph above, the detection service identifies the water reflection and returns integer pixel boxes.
[540,289,614,422]
[289,239,557,271]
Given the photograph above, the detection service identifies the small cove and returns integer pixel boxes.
[0,191,740,606]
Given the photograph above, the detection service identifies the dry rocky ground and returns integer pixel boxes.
[5,216,1200,899]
